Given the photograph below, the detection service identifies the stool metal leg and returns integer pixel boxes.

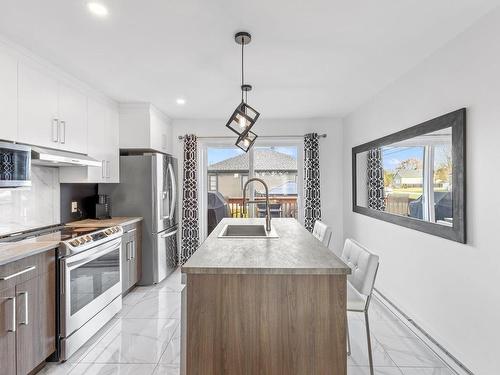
[364,311,374,375]
[346,314,351,356]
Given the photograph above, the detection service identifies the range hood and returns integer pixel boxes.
[31,146,101,167]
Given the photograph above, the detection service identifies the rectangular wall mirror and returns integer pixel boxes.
[352,109,466,243]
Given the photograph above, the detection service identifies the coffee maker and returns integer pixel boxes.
[91,194,112,220]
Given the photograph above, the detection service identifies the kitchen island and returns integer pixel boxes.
[181,218,351,375]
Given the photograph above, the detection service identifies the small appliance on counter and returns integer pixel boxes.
[85,194,112,220]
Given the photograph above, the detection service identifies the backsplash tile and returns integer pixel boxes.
[0,165,60,235]
[60,183,98,223]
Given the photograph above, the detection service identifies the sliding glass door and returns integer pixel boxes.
[202,140,302,237]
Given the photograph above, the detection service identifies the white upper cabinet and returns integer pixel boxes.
[18,62,89,153]
[0,49,18,142]
[119,103,172,154]
[150,107,172,153]
[87,97,119,183]
[86,98,108,183]
[106,105,120,183]
[61,97,119,184]
[18,62,59,148]
[58,83,88,154]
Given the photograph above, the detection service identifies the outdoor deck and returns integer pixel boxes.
[227,196,298,218]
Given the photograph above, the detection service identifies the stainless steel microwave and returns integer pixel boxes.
[0,141,31,188]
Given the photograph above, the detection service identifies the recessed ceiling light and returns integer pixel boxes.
[176,98,186,105]
[87,2,109,17]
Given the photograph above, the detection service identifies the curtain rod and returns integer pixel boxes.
[177,134,327,140]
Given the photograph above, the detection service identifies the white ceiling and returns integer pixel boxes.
[0,0,497,119]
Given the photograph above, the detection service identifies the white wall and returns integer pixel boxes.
[172,118,344,252]
[343,8,500,374]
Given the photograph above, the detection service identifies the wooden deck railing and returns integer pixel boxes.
[227,196,298,218]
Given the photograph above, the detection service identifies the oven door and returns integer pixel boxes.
[60,237,122,337]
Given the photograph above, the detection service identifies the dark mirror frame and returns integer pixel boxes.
[352,108,466,243]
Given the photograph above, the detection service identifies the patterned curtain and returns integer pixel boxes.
[181,134,200,264]
[304,133,322,232]
[367,148,386,211]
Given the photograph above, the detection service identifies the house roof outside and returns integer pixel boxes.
[394,169,423,179]
[208,149,297,172]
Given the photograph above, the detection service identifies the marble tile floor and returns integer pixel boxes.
[40,268,454,375]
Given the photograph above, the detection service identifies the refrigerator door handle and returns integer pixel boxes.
[162,191,169,219]
[160,229,178,238]
[168,162,177,220]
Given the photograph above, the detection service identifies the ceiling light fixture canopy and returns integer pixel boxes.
[225,31,260,152]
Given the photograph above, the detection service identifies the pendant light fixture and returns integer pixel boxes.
[225,31,260,152]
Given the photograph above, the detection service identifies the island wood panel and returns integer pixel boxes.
[186,273,347,375]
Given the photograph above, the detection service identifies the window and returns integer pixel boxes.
[241,174,249,190]
[253,146,299,219]
[208,175,217,191]
[205,143,301,235]
[380,129,452,224]
[382,146,425,217]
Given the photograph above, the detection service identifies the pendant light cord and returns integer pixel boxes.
[241,40,244,102]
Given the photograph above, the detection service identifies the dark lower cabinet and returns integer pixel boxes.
[121,221,143,294]
[0,249,56,375]
[0,286,16,375]
[16,271,56,375]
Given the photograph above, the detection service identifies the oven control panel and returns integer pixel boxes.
[67,226,122,249]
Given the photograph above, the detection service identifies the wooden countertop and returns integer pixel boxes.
[65,217,143,228]
[0,232,61,266]
[182,218,351,275]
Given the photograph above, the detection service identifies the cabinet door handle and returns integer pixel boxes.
[60,120,66,144]
[131,240,135,259]
[125,242,130,261]
[18,291,29,325]
[6,296,16,332]
[0,265,36,280]
[52,119,59,142]
[101,160,106,179]
[125,228,137,234]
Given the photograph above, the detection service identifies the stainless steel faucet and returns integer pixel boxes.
[241,177,271,232]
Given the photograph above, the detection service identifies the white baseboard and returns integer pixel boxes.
[373,288,474,375]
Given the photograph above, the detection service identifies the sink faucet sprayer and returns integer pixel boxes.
[241,178,271,232]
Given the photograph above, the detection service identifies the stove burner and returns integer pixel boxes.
[59,226,123,258]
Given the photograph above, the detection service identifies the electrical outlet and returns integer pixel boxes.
[71,201,78,213]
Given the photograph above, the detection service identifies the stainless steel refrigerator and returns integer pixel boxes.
[104,153,179,284]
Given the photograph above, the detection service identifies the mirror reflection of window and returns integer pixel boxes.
[382,146,424,217]
[357,128,453,226]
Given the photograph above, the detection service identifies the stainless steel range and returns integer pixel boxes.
[58,226,123,361]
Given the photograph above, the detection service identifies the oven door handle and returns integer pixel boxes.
[65,239,121,270]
